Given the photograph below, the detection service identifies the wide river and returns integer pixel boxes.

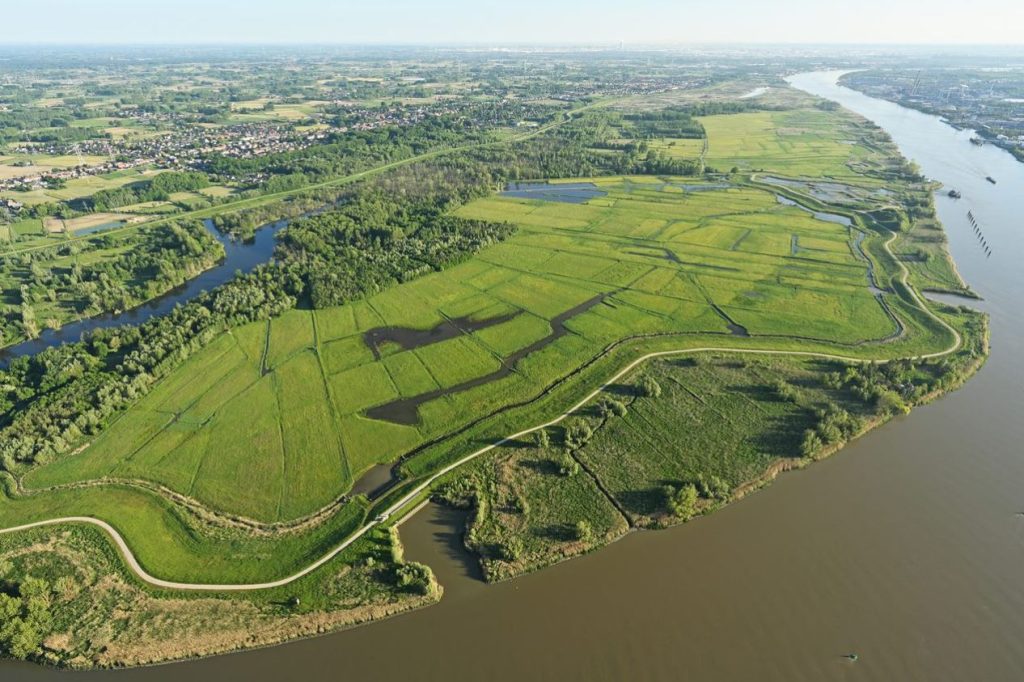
[6,70,1024,680]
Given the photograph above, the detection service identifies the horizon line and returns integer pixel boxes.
[2,40,1024,48]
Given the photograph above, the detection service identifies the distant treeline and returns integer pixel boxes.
[203,116,488,189]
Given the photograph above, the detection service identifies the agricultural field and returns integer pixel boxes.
[646,137,705,159]
[226,100,326,123]
[0,167,153,206]
[42,212,138,234]
[21,160,940,523]
[0,154,109,181]
[700,109,877,178]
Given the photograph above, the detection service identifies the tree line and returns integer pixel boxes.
[88,171,210,211]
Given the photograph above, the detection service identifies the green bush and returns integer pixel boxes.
[638,376,662,398]
[664,483,698,519]
[563,419,593,449]
[574,520,593,541]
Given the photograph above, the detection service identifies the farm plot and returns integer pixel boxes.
[699,109,875,178]
[22,173,900,523]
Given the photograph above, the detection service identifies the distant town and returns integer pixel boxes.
[843,69,1024,161]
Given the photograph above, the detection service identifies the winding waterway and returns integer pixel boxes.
[0,219,287,365]
[6,70,1024,680]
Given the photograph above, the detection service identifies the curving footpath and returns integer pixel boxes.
[0,205,966,591]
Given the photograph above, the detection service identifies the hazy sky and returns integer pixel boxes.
[8,0,1024,45]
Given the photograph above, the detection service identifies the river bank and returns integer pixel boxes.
[3,69,1020,679]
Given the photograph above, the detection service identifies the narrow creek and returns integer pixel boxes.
[365,292,610,425]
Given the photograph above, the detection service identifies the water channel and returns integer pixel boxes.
[0,218,287,365]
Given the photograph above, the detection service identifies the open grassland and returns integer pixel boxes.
[700,109,877,178]
[573,356,867,524]
[22,171,946,524]
[1,104,977,600]
[641,137,705,159]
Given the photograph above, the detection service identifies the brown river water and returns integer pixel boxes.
[5,70,1024,680]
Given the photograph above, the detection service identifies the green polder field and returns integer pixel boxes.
[700,109,877,177]
[24,186,918,521]
[4,105,963,566]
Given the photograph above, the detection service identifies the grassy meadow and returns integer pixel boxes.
[700,109,876,177]
[444,340,987,581]
[1,103,975,589]
[25,172,932,523]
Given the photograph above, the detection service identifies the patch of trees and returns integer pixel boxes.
[865,206,908,232]
[211,188,345,241]
[394,562,434,595]
[88,171,210,211]
[3,220,223,341]
[837,361,923,415]
[574,520,592,541]
[562,418,593,450]
[0,576,56,661]
[663,473,730,519]
[692,101,773,116]
[622,109,705,138]
[664,482,697,519]
[276,191,515,308]
[800,402,863,458]
[638,375,662,398]
[596,397,627,418]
